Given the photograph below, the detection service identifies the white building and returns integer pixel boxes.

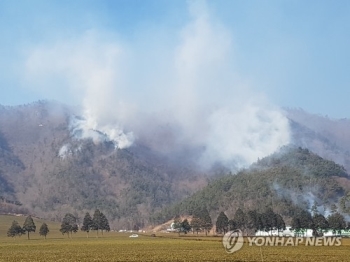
[166,222,177,232]
[255,226,350,237]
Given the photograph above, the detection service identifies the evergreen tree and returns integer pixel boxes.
[190,215,201,235]
[299,209,314,230]
[339,192,350,214]
[199,208,212,236]
[39,223,49,239]
[100,212,110,235]
[216,211,229,234]
[81,212,93,238]
[92,209,102,237]
[275,214,286,233]
[291,209,313,236]
[233,208,247,234]
[328,212,346,235]
[291,216,302,236]
[133,224,140,232]
[7,220,23,238]
[228,219,237,231]
[261,208,276,234]
[246,210,262,234]
[181,219,192,234]
[312,213,328,235]
[23,215,36,240]
[60,213,78,238]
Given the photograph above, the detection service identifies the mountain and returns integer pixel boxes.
[153,146,350,224]
[1,101,350,228]
[0,101,207,228]
[286,108,350,171]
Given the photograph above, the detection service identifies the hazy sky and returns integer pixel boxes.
[1,0,349,118]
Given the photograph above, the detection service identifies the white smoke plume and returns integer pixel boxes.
[69,115,134,149]
[58,144,71,159]
[23,1,290,169]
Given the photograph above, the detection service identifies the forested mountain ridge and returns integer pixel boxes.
[1,101,350,228]
[153,147,350,225]
[0,101,207,228]
[287,108,350,172]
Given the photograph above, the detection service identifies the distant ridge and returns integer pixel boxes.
[0,101,350,228]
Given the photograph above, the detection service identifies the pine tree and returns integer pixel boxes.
[246,210,262,234]
[261,208,276,234]
[291,209,313,236]
[92,209,103,237]
[299,209,314,231]
[275,214,286,234]
[100,212,110,235]
[133,224,140,232]
[23,215,36,240]
[181,219,191,234]
[199,208,212,236]
[291,216,302,236]
[81,212,93,238]
[234,208,247,234]
[312,213,328,236]
[228,219,237,231]
[39,223,49,239]
[328,212,346,235]
[7,220,23,238]
[190,215,201,235]
[216,211,229,234]
[60,213,78,238]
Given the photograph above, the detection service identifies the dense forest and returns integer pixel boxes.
[0,101,207,228]
[152,147,350,226]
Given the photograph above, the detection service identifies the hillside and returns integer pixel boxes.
[153,147,350,224]
[0,101,207,228]
[1,101,350,228]
[287,108,350,171]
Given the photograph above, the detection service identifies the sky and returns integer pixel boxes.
[0,0,349,119]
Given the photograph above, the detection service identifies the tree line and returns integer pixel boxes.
[173,208,213,236]
[291,204,349,236]
[216,208,286,236]
[173,206,350,236]
[59,209,110,238]
[7,209,110,239]
[172,207,285,236]
[7,215,49,239]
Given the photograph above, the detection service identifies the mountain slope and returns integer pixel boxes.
[1,101,350,228]
[153,147,350,224]
[287,108,350,171]
[0,101,207,227]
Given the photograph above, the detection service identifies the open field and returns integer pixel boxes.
[0,215,350,261]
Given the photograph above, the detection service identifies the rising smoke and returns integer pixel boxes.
[23,1,290,169]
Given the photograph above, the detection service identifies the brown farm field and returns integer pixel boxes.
[0,215,349,261]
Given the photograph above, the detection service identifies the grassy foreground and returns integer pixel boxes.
[0,215,350,261]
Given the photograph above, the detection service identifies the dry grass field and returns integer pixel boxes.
[0,215,349,261]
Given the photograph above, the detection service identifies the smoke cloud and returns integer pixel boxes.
[23,1,290,169]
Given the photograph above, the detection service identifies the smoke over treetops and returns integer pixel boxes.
[23,2,290,169]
